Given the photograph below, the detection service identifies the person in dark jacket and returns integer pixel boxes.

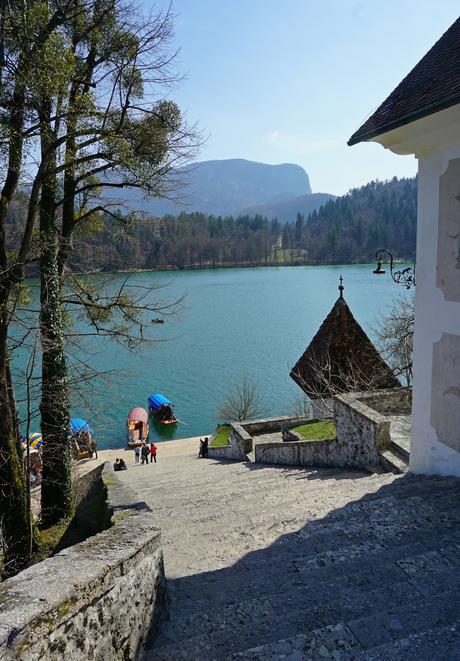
[141,442,150,464]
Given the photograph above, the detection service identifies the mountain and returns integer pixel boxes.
[67,177,416,272]
[241,192,336,222]
[109,158,314,218]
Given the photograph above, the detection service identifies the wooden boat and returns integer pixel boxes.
[21,433,43,484]
[71,418,96,459]
[127,407,149,446]
[147,393,178,425]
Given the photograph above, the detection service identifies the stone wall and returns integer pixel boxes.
[255,438,338,467]
[0,463,167,660]
[255,405,384,470]
[334,392,391,461]
[253,393,400,470]
[208,416,311,462]
[358,387,412,416]
[240,415,310,436]
[209,400,398,472]
[208,443,247,461]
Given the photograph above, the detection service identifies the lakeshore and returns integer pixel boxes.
[16,264,408,449]
[77,435,204,476]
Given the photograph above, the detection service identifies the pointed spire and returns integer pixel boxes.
[290,287,400,398]
[338,275,344,299]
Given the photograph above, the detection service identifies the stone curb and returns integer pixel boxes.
[0,462,166,660]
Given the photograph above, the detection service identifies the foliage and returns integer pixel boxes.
[290,420,336,441]
[298,177,417,264]
[6,177,417,273]
[211,425,232,447]
[0,0,195,569]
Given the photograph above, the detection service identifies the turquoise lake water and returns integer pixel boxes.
[14,265,405,449]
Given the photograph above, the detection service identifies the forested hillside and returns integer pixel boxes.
[7,177,417,272]
[295,177,417,263]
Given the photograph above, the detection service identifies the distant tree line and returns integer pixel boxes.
[7,177,417,273]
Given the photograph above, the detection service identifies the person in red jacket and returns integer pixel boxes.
[150,442,158,463]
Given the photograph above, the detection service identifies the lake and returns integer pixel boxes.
[14,265,405,449]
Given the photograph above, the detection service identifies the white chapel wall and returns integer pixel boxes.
[410,144,460,476]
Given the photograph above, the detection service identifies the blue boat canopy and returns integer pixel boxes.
[148,393,172,411]
[70,418,92,434]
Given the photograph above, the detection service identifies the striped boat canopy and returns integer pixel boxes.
[22,432,43,450]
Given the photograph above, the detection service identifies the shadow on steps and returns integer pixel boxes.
[142,471,460,659]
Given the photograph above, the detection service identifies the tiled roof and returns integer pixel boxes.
[290,296,400,398]
[348,17,460,146]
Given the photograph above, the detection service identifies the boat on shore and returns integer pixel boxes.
[148,393,178,425]
[71,418,96,459]
[127,407,149,446]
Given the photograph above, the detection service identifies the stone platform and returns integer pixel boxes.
[114,441,460,659]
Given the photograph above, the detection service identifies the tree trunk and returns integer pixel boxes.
[0,80,34,576]
[0,313,33,577]
[39,101,72,526]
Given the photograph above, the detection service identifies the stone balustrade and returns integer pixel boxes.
[0,463,167,660]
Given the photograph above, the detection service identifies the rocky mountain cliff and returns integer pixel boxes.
[110,158,320,218]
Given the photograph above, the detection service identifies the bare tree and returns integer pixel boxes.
[290,394,311,418]
[373,293,414,387]
[217,378,268,422]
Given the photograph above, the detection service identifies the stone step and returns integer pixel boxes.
[148,598,460,660]
[347,588,460,652]
[117,448,460,660]
[225,618,460,660]
[390,439,410,462]
[380,448,408,474]
[355,620,460,659]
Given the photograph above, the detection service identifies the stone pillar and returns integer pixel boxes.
[410,146,460,476]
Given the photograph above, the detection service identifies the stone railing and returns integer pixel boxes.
[0,463,167,660]
[255,438,339,467]
[208,416,311,461]
[254,406,386,470]
[355,387,412,416]
[334,392,391,461]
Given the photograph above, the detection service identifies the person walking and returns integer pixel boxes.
[202,437,209,458]
[150,442,158,463]
[134,445,141,463]
[141,442,150,465]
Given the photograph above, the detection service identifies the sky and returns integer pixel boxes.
[151,1,460,196]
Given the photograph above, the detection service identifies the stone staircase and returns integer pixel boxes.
[117,449,460,659]
[380,440,410,474]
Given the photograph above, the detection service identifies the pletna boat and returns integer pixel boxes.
[127,407,149,446]
[70,418,96,459]
[21,432,43,451]
[147,393,178,425]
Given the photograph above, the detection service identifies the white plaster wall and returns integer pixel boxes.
[411,142,460,476]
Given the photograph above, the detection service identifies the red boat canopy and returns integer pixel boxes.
[127,407,148,423]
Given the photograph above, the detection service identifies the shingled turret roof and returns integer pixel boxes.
[348,17,460,146]
[290,280,400,398]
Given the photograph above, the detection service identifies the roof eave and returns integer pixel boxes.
[348,94,460,147]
